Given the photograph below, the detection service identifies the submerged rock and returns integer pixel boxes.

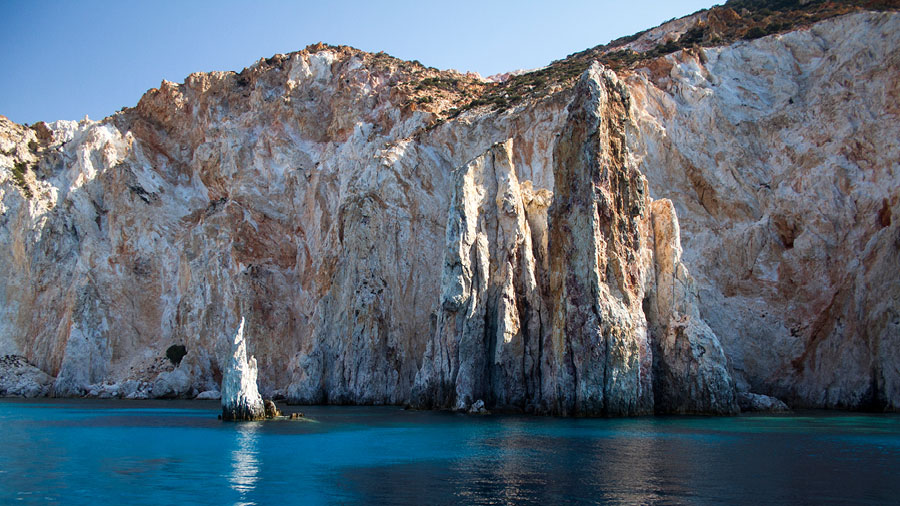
[221,318,266,421]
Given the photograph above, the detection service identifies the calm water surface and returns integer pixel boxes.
[1,399,898,505]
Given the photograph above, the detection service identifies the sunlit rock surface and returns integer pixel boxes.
[221,318,265,421]
[0,11,897,413]
[627,11,900,409]
[413,68,736,415]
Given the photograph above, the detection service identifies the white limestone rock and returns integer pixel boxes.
[627,11,900,409]
[412,138,548,412]
[645,199,738,414]
[0,355,53,398]
[414,67,736,415]
[0,12,897,415]
[221,318,265,421]
[152,366,193,398]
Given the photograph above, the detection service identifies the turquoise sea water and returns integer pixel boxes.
[1,399,898,505]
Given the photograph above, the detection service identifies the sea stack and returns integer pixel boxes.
[2,6,899,414]
[221,317,266,421]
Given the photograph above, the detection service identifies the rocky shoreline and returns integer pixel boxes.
[2,8,898,415]
[1,351,795,414]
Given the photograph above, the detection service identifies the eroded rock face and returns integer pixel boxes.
[540,66,655,416]
[645,200,737,414]
[0,12,897,413]
[412,138,550,412]
[222,318,265,421]
[627,11,900,409]
[413,67,736,415]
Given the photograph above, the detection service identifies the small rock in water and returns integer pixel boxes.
[737,392,791,413]
[264,399,281,418]
[220,318,266,421]
[468,399,489,415]
[290,412,304,419]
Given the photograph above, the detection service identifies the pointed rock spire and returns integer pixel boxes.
[221,317,266,421]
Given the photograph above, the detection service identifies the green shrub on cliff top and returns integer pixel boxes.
[11,162,32,199]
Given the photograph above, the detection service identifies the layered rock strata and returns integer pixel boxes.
[0,11,897,413]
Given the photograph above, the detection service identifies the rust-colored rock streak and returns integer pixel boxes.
[413,66,736,415]
[0,11,897,413]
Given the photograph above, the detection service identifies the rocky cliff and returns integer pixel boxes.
[1,6,897,413]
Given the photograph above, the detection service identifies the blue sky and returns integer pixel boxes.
[1,0,715,125]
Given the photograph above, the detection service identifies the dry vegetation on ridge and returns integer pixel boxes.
[12,0,900,134]
[405,0,900,118]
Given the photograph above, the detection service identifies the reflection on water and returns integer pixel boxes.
[455,418,543,504]
[338,414,900,505]
[229,422,261,505]
[0,401,899,505]
[593,432,665,504]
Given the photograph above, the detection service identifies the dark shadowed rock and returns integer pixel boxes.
[264,399,281,418]
[738,392,791,413]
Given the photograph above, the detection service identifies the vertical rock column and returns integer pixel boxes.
[540,63,654,416]
[645,200,737,414]
[412,139,547,412]
[413,63,737,416]
[221,317,266,421]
